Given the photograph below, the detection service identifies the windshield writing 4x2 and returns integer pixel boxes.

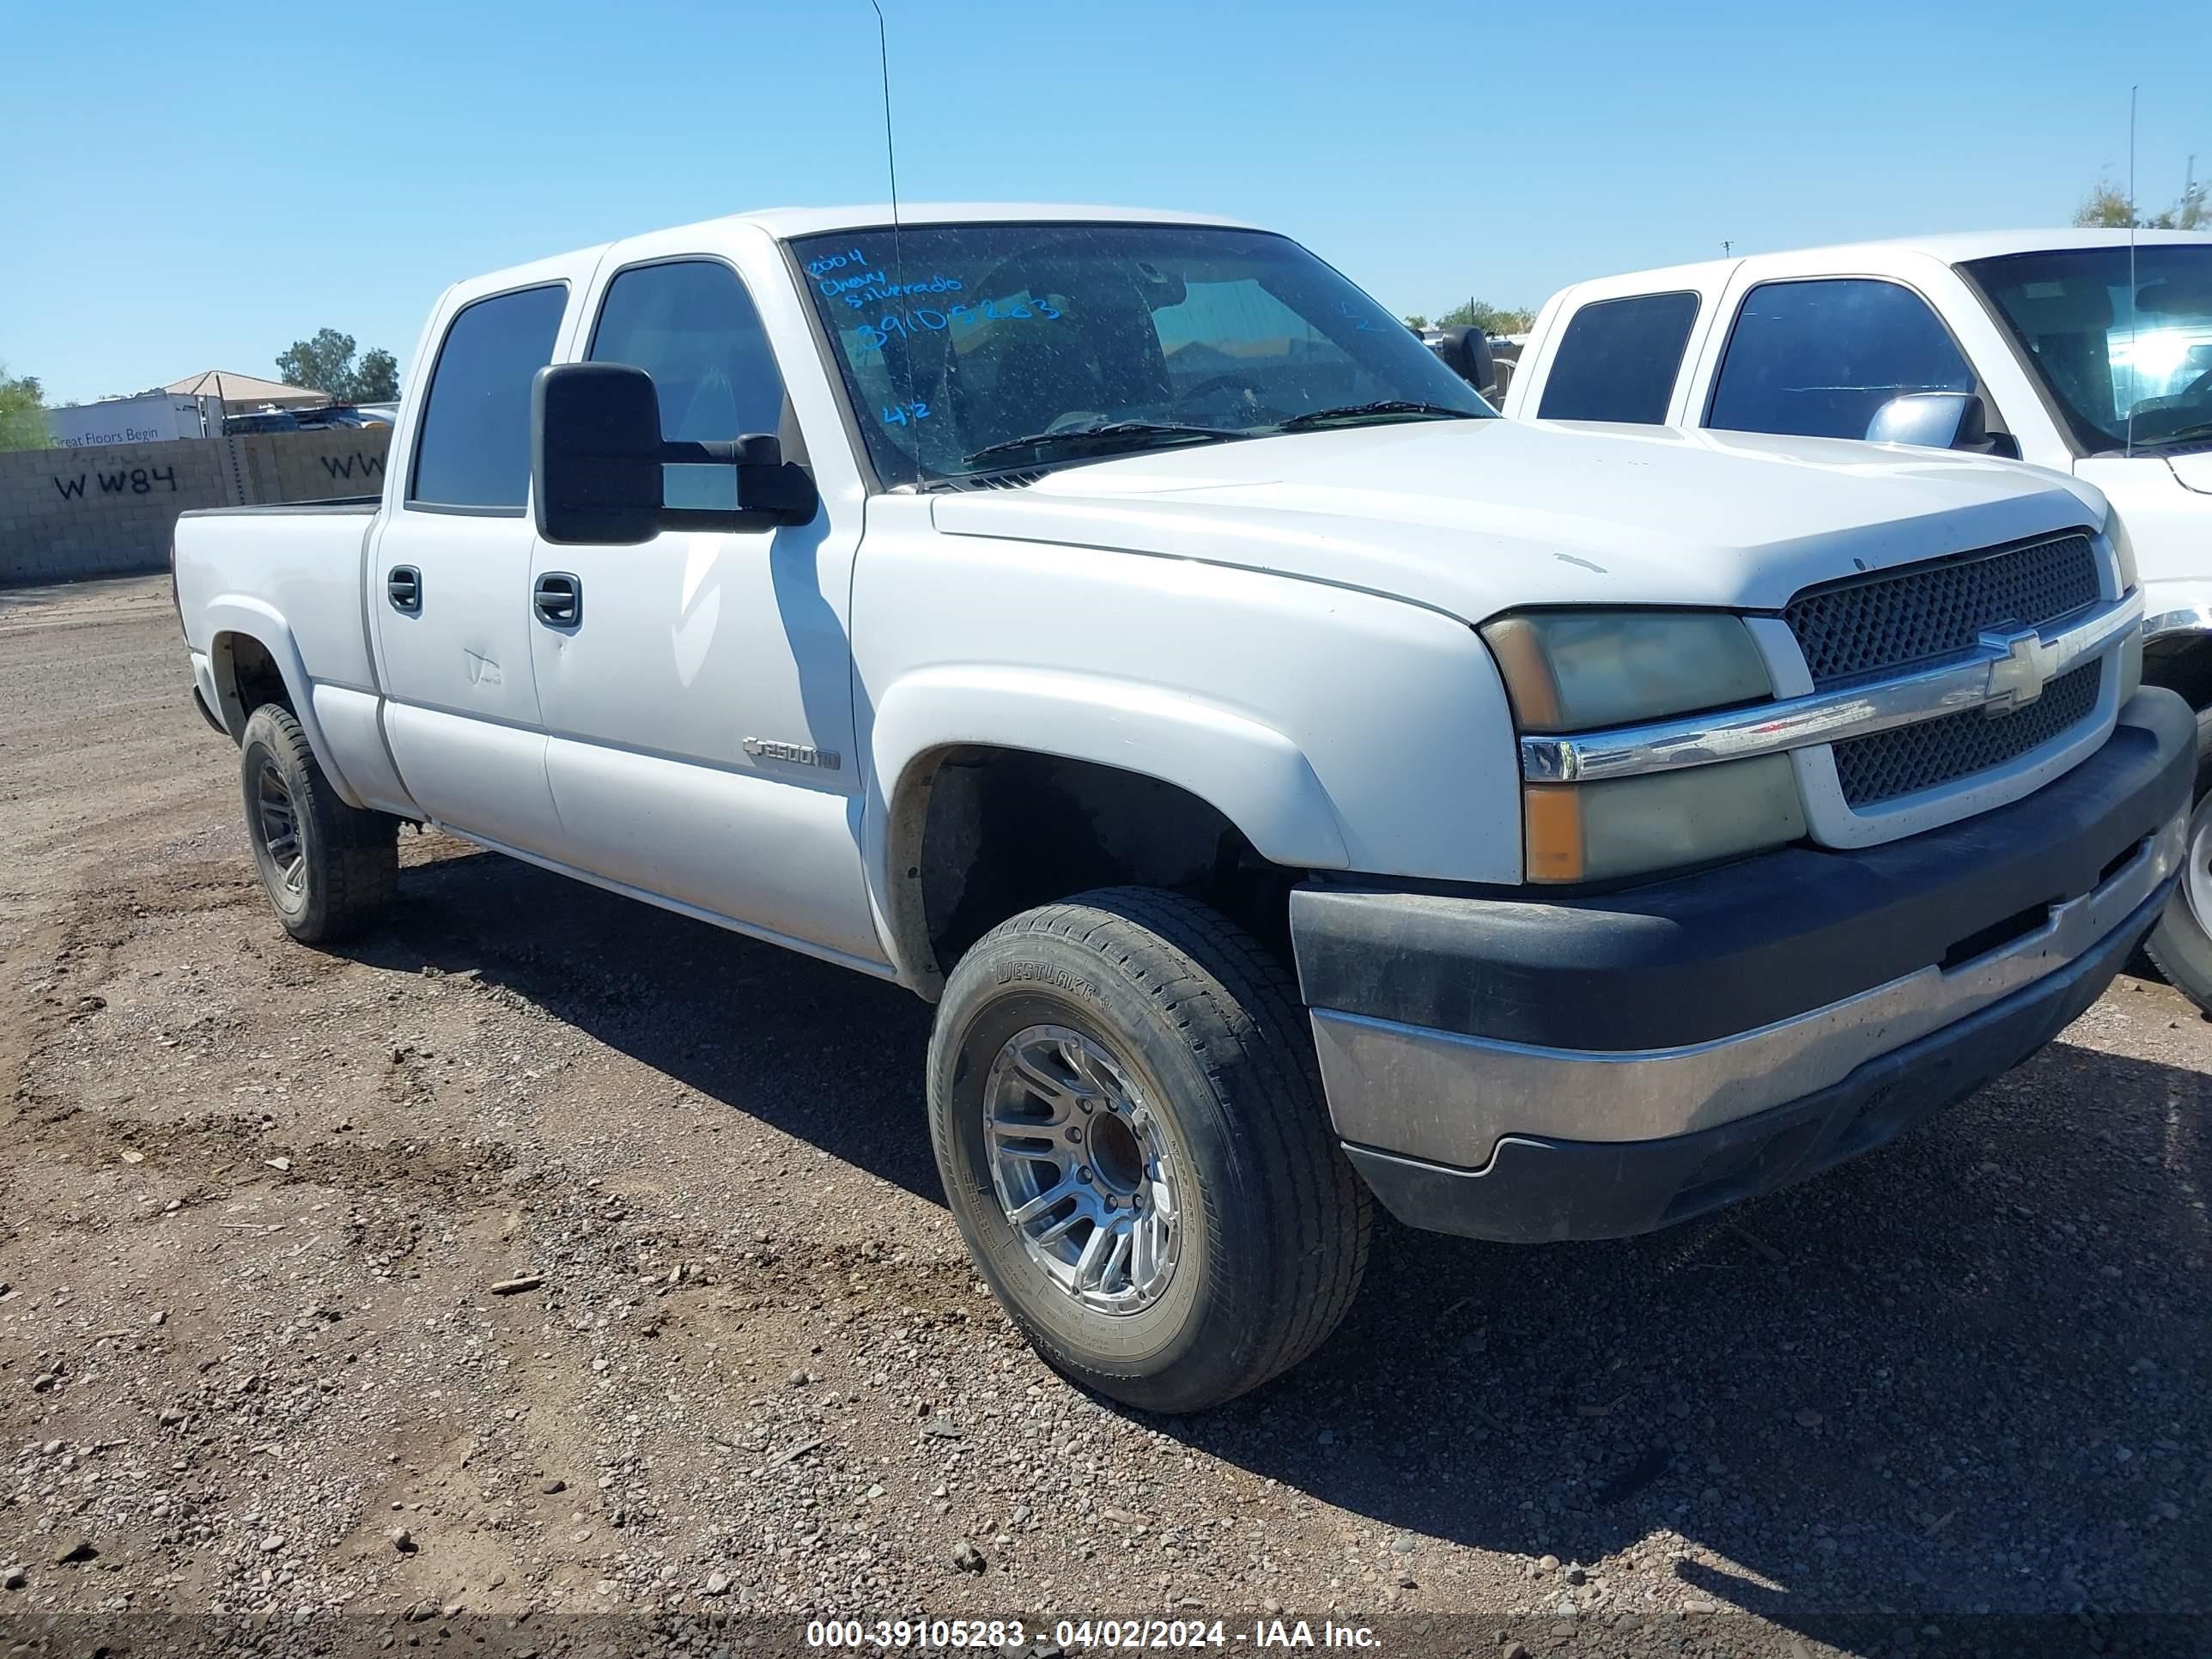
[789,222,1492,483]
[1964,245,2212,453]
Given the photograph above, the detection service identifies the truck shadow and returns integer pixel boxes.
[352,838,944,1204]
[352,841,2212,1639]
[1175,1030,2212,1639]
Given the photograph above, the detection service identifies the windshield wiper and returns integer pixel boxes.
[1273,400,1486,431]
[2140,420,2212,450]
[961,422,1246,471]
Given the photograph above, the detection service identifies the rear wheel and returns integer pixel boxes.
[927,887,1370,1413]
[240,703,396,945]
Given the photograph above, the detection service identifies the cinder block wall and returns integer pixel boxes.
[0,427,394,586]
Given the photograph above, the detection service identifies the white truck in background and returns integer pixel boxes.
[1503,230,2212,1005]
[172,205,2190,1411]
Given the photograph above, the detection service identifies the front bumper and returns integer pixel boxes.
[2143,578,2212,646]
[1291,688,2195,1243]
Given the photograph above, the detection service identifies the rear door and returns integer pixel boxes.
[370,264,582,854]
[521,239,884,966]
[1506,262,1736,425]
[1528,289,1704,425]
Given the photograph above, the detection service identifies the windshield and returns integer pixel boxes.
[788,222,1493,484]
[1962,244,2212,453]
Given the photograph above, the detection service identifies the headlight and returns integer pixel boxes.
[1523,757,1807,883]
[1480,611,1771,732]
[2105,519,2138,593]
[1481,609,1801,884]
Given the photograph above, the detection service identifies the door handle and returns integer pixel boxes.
[533,571,582,627]
[387,566,421,612]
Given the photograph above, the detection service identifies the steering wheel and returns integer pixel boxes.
[1170,374,1295,428]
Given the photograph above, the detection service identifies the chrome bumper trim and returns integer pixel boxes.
[2141,580,2212,645]
[1520,590,2142,783]
[1310,809,2184,1170]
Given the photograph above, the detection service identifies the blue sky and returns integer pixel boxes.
[4,0,2203,405]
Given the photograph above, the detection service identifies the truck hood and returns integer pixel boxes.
[929,419,2107,623]
[2166,450,2212,495]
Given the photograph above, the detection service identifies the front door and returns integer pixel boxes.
[524,253,883,966]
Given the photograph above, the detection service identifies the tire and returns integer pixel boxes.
[239,702,397,945]
[2144,704,2212,1013]
[927,887,1370,1413]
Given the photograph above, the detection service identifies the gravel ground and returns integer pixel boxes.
[0,576,2206,1659]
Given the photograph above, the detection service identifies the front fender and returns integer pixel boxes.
[862,665,1352,990]
[872,665,1352,866]
[201,596,365,810]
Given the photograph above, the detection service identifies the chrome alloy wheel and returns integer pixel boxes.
[2185,794,2212,939]
[253,755,307,902]
[983,1024,1182,1316]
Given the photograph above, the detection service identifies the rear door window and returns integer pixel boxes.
[1707,278,1974,441]
[1535,291,1700,423]
[407,283,568,511]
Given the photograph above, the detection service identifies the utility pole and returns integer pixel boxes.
[1722,240,1733,257]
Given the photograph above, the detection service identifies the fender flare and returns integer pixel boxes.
[863,665,1350,993]
[201,596,366,810]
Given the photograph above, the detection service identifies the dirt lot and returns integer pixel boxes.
[1,576,2207,1658]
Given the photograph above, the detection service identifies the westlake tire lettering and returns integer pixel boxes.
[994,959,1102,1000]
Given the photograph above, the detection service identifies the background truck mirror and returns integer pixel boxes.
[1433,326,1498,402]
[1864,391,2005,456]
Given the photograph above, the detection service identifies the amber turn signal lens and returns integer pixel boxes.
[1522,785,1585,884]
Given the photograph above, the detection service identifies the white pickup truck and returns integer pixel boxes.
[1504,229,2212,1004]
[173,204,2191,1412]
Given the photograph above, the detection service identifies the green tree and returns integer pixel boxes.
[275,328,356,397]
[274,329,402,402]
[2074,180,2137,227]
[1402,313,1430,331]
[2074,174,2209,230]
[0,363,48,451]
[351,347,399,402]
[1436,296,1536,335]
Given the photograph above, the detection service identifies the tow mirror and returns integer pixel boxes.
[532,362,818,545]
[1864,392,2014,458]
[1432,326,1498,401]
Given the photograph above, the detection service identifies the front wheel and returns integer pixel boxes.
[927,888,1370,1413]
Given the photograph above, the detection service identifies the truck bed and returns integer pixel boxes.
[173,502,382,699]
[177,499,379,517]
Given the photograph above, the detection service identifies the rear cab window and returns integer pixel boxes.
[1535,291,1701,423]
[407,283,569,513]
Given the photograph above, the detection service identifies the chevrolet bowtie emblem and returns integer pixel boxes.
[1980,627,2051,718]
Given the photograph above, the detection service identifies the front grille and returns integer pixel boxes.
[1832,662,2102,807]
[1784,533,2101,688]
